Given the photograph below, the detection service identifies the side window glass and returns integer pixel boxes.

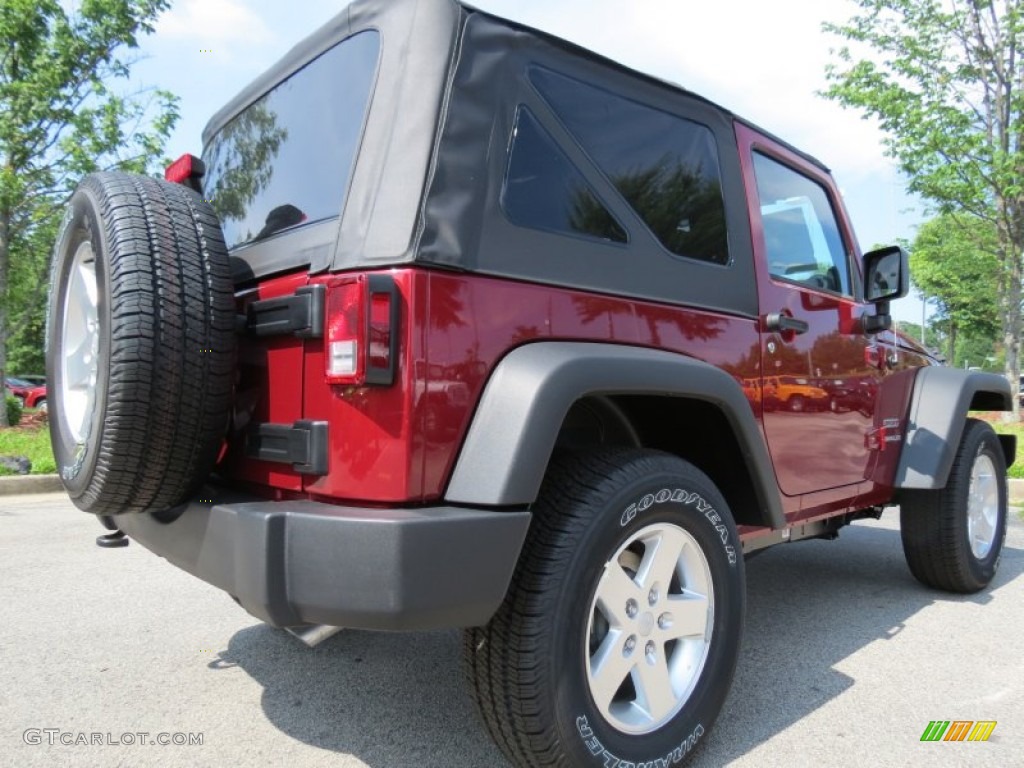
[530,68,729,265]
[502,107,627,244]
[752,152,852,295]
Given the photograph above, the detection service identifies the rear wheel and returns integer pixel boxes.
[47,172,236,516]
[464,448,744,767]
[900,419,1007,593]
[788,395,805,412]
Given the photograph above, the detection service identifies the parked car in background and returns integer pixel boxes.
[763,375,830,412]
[5,377,47,410]
[818,375,878,416]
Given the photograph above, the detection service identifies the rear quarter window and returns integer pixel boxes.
[528,67,729,265]
[502,106,627,244]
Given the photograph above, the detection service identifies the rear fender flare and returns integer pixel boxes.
[444,342,785,529]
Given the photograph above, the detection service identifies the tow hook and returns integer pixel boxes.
[96,515,129,548]
[96,530,129,548]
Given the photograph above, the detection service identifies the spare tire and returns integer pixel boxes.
[47,171,236,515]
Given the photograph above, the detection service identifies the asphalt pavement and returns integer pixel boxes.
[1,492,1022,767]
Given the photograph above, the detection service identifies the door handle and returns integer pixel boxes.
[764,313,809,335]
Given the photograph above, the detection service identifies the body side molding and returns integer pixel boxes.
[445,342,785,529]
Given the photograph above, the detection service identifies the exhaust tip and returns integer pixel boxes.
[285,624,343,648]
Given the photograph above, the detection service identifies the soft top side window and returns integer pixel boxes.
[529,67,729,266]
[502,107,627,244]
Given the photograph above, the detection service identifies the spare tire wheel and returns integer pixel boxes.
[47,171,236,515]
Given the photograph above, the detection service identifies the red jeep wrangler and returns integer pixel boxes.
[47,1,1014,765]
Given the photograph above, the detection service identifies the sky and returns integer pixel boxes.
[132,0,927,322]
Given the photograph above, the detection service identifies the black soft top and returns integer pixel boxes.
[211,0,827,318]
[205,0,827,170]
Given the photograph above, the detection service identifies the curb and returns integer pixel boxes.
[0,474,64,496]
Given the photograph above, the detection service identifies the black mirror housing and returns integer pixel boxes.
[863,245,910,303]
[861,245,909,335]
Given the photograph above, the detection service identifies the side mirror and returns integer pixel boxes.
[862,245,909,334]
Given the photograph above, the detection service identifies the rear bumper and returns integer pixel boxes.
[114,492,531,631]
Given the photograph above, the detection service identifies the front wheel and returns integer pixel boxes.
[900,418,1008,593]
[464,448,744,767]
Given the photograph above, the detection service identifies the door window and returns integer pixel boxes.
[753,152,852,295]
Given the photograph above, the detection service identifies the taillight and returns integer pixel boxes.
[164,153,206,191]
[324,274,399,386]
[325,279,365,383]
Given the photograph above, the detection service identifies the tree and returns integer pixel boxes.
[824,0,1024,409]
[0,0,179,426]
[956,332,1003,370]
[910,213,999,363]
[895,320,945,355]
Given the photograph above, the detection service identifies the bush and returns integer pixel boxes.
[4,395,23,427]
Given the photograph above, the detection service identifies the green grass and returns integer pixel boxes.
[966,418,1023,519]
[0,423,56,475]
[990,420,1024,479]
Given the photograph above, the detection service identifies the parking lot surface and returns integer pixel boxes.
[1,493,1022,767]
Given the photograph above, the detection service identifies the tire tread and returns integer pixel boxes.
[464,448,734,767]
[56,172,235,515]
[900,418,1007,593]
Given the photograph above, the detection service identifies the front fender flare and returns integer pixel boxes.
[894,367,1013,489]
[444,342,785,529]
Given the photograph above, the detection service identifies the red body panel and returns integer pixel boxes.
[417,271,762,501]
[301,271,425,503]
[852,331,933,509]
[224,274,917,523]
[225,268,761,505]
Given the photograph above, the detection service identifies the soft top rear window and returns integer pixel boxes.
[202,31,380,250]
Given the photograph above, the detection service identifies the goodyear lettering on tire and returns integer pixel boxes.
[620,488,737,565]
